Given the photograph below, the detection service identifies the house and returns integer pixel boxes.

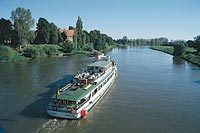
[59,28,75,42]
[66,29,74,41]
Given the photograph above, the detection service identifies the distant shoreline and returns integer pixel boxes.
[150,46,200,67]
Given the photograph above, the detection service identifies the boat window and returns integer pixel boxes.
[100,84,102,89]
[78,98,86,104]
[92,88,98,96]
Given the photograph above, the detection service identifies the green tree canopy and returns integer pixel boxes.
[0,18,13,45]
[34,17,50,44]
[173,41,185,57]
[58,31,63,43]
[11,7,35,46]
[194,36,200,55]
[49,22,58,44]
[76,16,83,49]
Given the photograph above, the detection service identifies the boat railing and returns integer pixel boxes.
[59,83,73,92]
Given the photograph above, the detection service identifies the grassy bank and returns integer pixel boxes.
[0,45,28,62]
[0,43,116,62]
[22,44,64,58]
[150,46,200,67]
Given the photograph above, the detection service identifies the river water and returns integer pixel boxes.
[0,47,200,133]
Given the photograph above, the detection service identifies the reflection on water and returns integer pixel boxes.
[173,57,186,65]
[0,48,200,133]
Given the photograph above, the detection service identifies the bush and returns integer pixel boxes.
[23,47,40,58]
[45,46,58,56]
[0,45,28,62]
[23,45,60,58]
[0,45,13,61]
[61,41,73,53]
[82,44,94,52]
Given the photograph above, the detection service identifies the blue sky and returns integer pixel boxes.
[0,0,200,40]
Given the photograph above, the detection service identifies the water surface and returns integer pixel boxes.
[0,47,200,133]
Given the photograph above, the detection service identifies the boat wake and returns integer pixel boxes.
[34,119,67,133]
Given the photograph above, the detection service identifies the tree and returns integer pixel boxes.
[186,40,194,47]
[11,30,20,47]
[0,18,13,45]
[194,36,200,55]
[61,32,67,41]
[58,31,63,43]
[11,7,35,46]
[173,41,185,57]
[76,16,83,49]
[49,22,58,44]
[83,30,90,44]
[34,17,50,44]
[62,40,73,53]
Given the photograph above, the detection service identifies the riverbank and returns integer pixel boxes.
[150,46,200,67]
[0,44,115,62]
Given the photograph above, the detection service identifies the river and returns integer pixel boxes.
[0,47,200,133]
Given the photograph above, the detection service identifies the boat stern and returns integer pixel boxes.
[47,109,80,119]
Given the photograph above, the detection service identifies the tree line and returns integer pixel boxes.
[164,37,200,57]
[115,36,169,46]
[0,7,114,52]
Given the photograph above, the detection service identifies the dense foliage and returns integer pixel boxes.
[11,7,35,46]
[173,41,185,57]
[0,45,27,62]
[23,45,61,58]
[34,18,50,44]
[115,37,169,46]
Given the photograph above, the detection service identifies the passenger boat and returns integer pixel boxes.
[47,55,117,119]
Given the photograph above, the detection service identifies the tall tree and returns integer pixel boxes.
[58,31,63,43]
[0,18,13,45]
[61,32,67,41]
[194,36,200,55]
[76,16,83,49]
[173,41,185,57]
[11,7,34,46]
[49,22,58,44]
[34,17,50,44]
[83,30,90,44]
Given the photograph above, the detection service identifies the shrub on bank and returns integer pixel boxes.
[0,45,27,62]
[82,44,94,52]
[0,45,13,61]
[23,45,60,58]
[60,41,73,53]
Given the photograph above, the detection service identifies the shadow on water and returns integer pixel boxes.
[20,75,74,118]
[0,127,6,133]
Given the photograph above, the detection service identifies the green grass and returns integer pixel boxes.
[150,46,174,55]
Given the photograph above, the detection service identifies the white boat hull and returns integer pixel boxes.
[47,66,117,119]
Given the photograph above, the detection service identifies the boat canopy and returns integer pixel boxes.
[87,61,111,68]
[51,84,96,102]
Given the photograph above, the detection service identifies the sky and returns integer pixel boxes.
[0,0,200,40]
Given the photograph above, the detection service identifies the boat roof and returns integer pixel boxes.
[51,60,112,102]
[52,84,96,102]
[87,60,111,68]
